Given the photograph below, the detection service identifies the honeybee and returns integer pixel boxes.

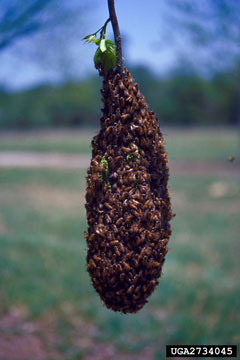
[93,255,101,262]
[98,67,104,76]
[116,217,123,226]
[133,273,140,284]
[148,232,158,242]
[143,285,148,293]
[120,273,125,281]
[103,267,109,277]
[111,224,118,232]
[114,246,121,257]
[91,158,100,167]
[115,156,123,162]
[95,227,105,237]
[147,260,158,269]
[140,95,145,105]
[126,95,133,103]
[110,240,119,246]
[138,126,143,136]
[108,248,114,257]
[116,289,124,295]
[88,233,95,242]
[127,250,134,258]
[141,255,148,266]
[114,73,120,81]
[96,207,104,215]
[162,247,168,256]
[108,80,113,91]
[128,172,136,183]
[88,259,96,269]
[126,132,134,142]
[109,172,118,181]
[117,176,123,186]
[109,277,116,286]
[129,201,138,211]
[118,80,125,89]
[117,263,123,272]
[134,100,140,110]
[121,114,130,120]
[134,285,141,294]
[143,199,153,210]
[132,190,141,201]
[118,243,125,253]
[128,271,134,279]
[120,97,125,107]
[139,185,147,193]
[105,203,112,210]
[134,209,142,218]
[105,214,112,224]
[88,217,95,225]
[127,285,134,294]
[132,294,139,301]
[105,126,112,137]
[135,237,144,246]
[140,246,151,259]
[122,147,130,154]
[109,209,115,219]
[113,109,120,120]
[97,284,103,292]
[161,238,169,247]
[110,114,116,123]
[123,262,130,271]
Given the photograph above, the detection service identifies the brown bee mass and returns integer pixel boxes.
[85,66,173,313]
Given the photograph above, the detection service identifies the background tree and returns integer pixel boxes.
[0,0,88,81]
[160,0,240,131]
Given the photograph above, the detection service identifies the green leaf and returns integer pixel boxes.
[82,34,96,43]
[94,48,102,67]
[93,39,117,74]
[100,39,107,52]
[105,40,116,50]
[83,34,91,40]
[103,48,117,73]
[94,38,101,45]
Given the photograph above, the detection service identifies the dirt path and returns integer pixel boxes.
[0,151,239,177]
[0,152,90,169]
[0,307,157,360]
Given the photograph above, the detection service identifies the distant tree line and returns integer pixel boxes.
[0,64,238,129]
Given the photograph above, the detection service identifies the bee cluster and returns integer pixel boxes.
[85,67,173,313]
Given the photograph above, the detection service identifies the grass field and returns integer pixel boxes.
[0,129,240,359]
[0,127,238,161]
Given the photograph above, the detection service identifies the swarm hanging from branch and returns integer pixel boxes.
[84,0,173,313]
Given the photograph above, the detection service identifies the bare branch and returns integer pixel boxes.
[0,0,50,51]
[107,0,122,72]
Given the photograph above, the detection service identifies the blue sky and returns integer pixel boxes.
[0,0,201,90]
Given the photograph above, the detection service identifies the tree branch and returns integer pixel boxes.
[107,0,122,72]
[0,0,50,52]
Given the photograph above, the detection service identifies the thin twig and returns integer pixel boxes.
[107,0,122,72]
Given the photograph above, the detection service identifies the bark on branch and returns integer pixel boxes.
[107,0,123,72]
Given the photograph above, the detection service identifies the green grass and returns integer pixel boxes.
[0,130,94,154]
[0,127,238,160]
[164,128,239,161]
[0,168,239,359]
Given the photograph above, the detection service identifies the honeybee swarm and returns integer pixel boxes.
[85,67,173,313]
